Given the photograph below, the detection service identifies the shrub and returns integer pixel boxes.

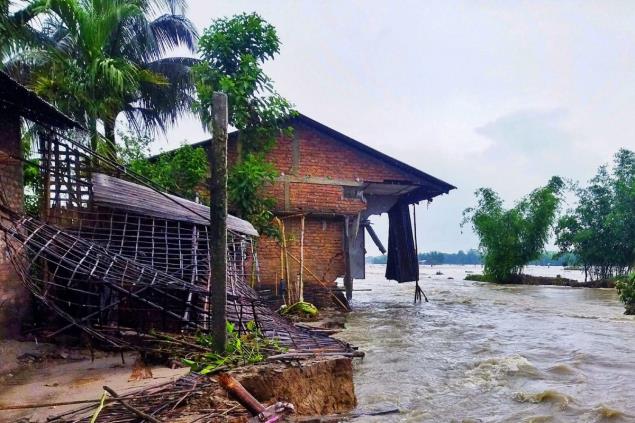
[616,273,635,315]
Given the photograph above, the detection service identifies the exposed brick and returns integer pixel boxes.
[200,121,421,305]
[0,112,30,339]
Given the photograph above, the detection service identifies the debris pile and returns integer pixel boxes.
[0,132,352,354]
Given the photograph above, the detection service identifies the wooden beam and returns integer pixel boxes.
[363,220,386,254]
[291,135,300,174]
[276,175,363,187]
[343,216,353,301]
[210,92,228,353]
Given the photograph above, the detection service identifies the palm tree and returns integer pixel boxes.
[4,0,198,157]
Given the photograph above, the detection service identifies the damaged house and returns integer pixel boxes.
[174,114,456,307]
[0,71,348,355]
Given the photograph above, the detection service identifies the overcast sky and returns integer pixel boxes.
[160,1,635,255]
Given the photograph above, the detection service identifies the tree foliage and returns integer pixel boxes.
[616,273,635,314]
[119,133,208,201]
[194,13,294,235]
[3,0,198,156]
[227,153,278,236]
[556,149,635,281]
[462,177,564,282]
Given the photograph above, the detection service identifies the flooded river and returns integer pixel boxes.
[340,265,635,423]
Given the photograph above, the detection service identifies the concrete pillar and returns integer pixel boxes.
[0,112,29,339]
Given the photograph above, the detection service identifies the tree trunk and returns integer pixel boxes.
[103,119,117,160]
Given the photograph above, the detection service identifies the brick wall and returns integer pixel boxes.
[207,121,421,305]
[258,216,345,295]
[255,123,419,215]
[0,112,29,338]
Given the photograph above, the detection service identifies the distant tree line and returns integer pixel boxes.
[368,250,578,266]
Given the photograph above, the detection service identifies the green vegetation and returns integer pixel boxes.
[464,274,496,282]
[280,301,319,319]
[3,0,198,156]
[194,12,294,235]
[4,5,292,236]
[118,133,208,202]
[462,177,564,282]
[182,321,285,374]
[616,273,635,315]
[556,149,635,281]
[227,153,278,236]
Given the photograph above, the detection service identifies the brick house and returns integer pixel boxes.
[0,71,80,338]
[185,114,456,308]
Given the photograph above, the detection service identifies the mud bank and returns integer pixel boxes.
[178,357,357,422]
[465,273,615,287]
[0,341,356,422]
[238,357,356,415]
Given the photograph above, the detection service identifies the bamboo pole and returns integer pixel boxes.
[286,252,349,311]
[210,92,228,353]
[280,218,291,304]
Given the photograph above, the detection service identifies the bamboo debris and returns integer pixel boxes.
[102,386,161,423]
[0,134,353,356]
[46,373,244,423]
[287,252,349,312]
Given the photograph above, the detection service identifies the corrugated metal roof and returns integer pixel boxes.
[92,173,259,237]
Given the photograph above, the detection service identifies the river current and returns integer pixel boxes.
[339,265,635,423]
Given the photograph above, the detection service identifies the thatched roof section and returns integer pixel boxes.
[92,173,259,236]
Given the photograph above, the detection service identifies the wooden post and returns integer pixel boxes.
[343,216,353,301]
[210,92,228,353]
[299,215,305,302]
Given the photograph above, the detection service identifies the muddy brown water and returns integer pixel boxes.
[339,265,635,423]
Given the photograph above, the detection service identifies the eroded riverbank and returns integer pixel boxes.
[339,265,635,423]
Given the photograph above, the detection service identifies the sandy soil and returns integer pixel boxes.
[0,341,188,423]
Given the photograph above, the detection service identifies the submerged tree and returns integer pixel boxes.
[556,149,635,281]
[194,13,294,235]
[462,177,564,282]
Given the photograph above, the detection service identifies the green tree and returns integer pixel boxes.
[462,177,564,282]
[4,0,198,157]
[0,0,48,61]
[616,273,635,315]
[119,133,208,201]
[194,13,294,234]
[556,149,635,280]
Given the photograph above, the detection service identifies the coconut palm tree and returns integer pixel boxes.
[4,0,198,157]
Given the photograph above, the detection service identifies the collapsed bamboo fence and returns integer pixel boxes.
[0,131,352,354]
